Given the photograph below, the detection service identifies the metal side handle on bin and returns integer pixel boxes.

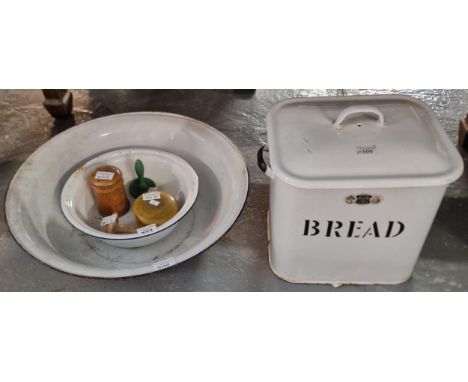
[332,105,385,129]
[257,146,273,178]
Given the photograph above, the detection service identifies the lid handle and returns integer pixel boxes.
[333,105,384,129]
[257,146,274,179]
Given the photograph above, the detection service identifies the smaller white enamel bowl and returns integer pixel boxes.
[61,148,199,248]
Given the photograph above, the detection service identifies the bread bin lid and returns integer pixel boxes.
[266,95,464,189]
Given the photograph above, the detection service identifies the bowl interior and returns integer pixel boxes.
[61,148,198,240]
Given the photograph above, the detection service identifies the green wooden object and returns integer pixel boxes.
[129,159,156,198]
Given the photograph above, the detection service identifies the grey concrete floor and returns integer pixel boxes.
[1,89,467,291]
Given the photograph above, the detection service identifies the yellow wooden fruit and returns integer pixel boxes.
[132,191,179,227]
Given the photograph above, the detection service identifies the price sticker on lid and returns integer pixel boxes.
[149,200,160,207]
[95,171,115,180]
[142,191,161,201]
[137,224,158,236]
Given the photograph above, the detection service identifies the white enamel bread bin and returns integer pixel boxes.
[258,95,464,285]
